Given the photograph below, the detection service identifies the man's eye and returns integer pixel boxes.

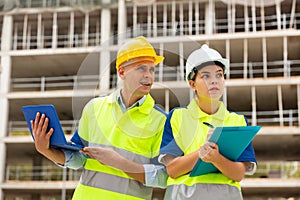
[137,66,146,71]
[150,67,155,73]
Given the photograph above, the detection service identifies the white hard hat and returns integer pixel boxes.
[185,44,229,81]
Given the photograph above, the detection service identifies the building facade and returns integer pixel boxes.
[0,0,299,199]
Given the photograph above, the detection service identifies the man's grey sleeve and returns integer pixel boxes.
[143,164,168,189]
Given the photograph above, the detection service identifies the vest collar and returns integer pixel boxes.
[107,89,154,114]
[188,98,229,121]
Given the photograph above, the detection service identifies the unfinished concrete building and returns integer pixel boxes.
[0,0,299,199]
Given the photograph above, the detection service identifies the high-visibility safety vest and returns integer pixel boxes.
[72,91,166,200]
[164,99,247,199]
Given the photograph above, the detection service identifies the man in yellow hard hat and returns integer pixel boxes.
[31,36,168,199]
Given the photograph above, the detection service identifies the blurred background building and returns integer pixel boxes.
[0,0,299,199]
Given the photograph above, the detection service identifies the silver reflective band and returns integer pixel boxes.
[165,183,242,200]
[81,169,153,199]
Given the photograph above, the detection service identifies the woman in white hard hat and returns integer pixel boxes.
[159,44,257,199]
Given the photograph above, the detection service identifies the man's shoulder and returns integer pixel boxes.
[84,94,112,111]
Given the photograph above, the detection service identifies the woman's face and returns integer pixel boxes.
[189,65,225,100]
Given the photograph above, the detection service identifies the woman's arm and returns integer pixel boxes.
[162,151,199,179]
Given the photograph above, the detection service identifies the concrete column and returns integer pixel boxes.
[0,15,13,200]
[171,1,176,36]
[37,13,42,48]
[276,0,281,30]
[205,0,214,35]
[243,38,248,79]
[194,2,199,35]
[188,1,193,35]
[289,0,296,28]
[251,86,257,125]
[251,0,256,32]
[118,0,127,44]
[69,11,74,47]
[225,39,230,79]
[133,4,137,37]
[100,8,111,92]
[260,1,265,31]
[84,13,89,47]
[227,0,232,33]
[22,15,28,49]
[153,4,157,37]
[163,3,167,36]
[52,12,57,48]
[262,37,267,78]
[277,85,284,126]
[244,1,249,32]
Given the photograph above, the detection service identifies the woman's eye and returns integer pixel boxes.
[216,73,223,78]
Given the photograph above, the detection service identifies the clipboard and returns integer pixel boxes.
[189,126,261,177]
[22,104,83,151]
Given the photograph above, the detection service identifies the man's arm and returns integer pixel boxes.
[81,147,146,183]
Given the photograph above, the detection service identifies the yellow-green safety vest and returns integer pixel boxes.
[72,92,166,200]
[166,99,247,190]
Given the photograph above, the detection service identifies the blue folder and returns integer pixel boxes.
[190,126,261,177]
[22,104,83,151]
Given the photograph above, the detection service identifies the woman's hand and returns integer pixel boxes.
[199,142,219,163]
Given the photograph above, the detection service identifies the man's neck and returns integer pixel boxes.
[120,89,143,108]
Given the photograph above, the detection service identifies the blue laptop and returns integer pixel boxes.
[22,104,83,151]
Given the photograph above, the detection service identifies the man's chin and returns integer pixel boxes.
[137,88,151,96]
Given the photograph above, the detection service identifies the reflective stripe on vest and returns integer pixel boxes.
[164,183,243,200]
[72,184,147,200]
[166,99,246,193]
[79,168,152,199]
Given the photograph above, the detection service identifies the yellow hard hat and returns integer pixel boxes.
[116,36,164,69]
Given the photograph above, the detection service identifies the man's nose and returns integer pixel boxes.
[144,69,153,78]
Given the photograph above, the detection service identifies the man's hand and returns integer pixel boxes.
[81,147,124,169]
[82,147,146,183]
[31,112,54,154]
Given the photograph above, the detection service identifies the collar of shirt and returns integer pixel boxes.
[188,98,229,121]
[117,89,146,113]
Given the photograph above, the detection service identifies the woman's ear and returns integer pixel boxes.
[189,79,196,90]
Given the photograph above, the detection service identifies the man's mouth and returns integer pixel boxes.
[140,82,152,87]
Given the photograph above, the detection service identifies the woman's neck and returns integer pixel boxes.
[196,97,220,115]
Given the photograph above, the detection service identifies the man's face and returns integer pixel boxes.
[118,57,156,98]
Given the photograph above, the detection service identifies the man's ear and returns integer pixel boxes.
[118,66,125,80]
[189,80,196,90]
